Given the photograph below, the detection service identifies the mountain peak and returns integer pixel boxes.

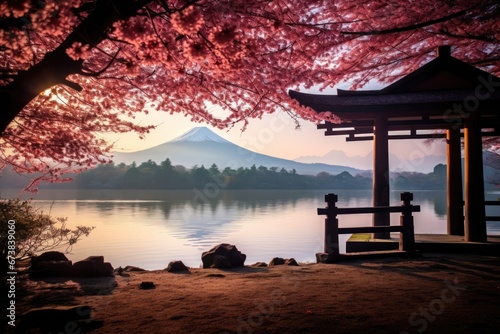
[169,127,231,144]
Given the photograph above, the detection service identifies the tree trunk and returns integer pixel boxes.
[0,0,153,135]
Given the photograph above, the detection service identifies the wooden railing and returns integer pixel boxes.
[485,201,500,221]
[317,192,420,256]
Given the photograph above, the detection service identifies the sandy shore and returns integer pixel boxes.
[8,252,500,334]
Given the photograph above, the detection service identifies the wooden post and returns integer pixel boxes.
[446,128,464,235]
[400,192,415,251]
[324,193,339,255]
[373,115,390,239]
[464,112,487,242]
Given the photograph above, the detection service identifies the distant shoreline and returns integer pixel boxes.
[1,162,459,191]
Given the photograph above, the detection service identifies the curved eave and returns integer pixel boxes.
[289,89,500,119]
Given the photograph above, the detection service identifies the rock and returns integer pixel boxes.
[140,281,156,289]
[29,260,73,278]
[315,252,338,264]
[29,251,73,278]
[72,260,98,277]
[123,265,146,272]
[201,243,246,269]
[165,261,190,272]
[268,257,286,266]
[268,258,298,266]
[115,265,147,276]
[211,255,233,269]
[72,256,114,277]
[87,255,105,264]
[19,305,92,332]
[250,262,268,267]
[114,267,125,276]
[31,251,69,266]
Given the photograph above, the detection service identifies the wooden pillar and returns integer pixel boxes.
[324,193,339,255]
[464,112,487,242]
[400,192,416,252]
[373,115,390,239]
[446,128,464,235]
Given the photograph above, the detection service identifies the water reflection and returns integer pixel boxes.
[2,188,497,269]
[432,193,447,218]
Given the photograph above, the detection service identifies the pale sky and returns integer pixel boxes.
[107,80,447,165]
[109,108,447,162]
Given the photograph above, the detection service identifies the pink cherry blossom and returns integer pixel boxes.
[171,5,205,35]
[0,0,498,190]
[66,42,91,61]
[0,0,31,18]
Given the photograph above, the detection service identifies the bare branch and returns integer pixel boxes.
[81,48,122,77]
[341,9,469,35]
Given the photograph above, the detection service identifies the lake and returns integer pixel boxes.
[3,189,500,269]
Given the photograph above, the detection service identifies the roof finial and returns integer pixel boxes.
[437,45,451,58]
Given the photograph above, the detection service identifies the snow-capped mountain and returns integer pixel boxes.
[169,127,232,144]
[112,127,365,176]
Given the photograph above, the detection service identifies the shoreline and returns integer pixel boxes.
[8,252,500,333]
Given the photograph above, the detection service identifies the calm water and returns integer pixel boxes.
[4,189,500,269]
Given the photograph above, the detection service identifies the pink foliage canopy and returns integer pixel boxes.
[0,0,498,190]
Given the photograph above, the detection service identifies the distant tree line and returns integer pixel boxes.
[391,164,447,190]
[70,158,449,190]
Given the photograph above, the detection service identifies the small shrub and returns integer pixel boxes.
[0,199,94,271]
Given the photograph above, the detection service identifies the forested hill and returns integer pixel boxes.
[74,159,373,190]
[5,158,500,191]
[30,159,453,190]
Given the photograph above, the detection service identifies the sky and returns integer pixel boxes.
[109,107,447,163]
[107,81,447,168]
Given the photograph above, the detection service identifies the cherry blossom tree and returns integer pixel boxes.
[0,0,498,190]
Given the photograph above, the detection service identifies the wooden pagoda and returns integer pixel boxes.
[290,46,500,242]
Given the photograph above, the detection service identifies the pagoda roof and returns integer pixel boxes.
[289,46,500,121]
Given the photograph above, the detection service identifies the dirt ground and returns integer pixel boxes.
[6,252,500,334]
